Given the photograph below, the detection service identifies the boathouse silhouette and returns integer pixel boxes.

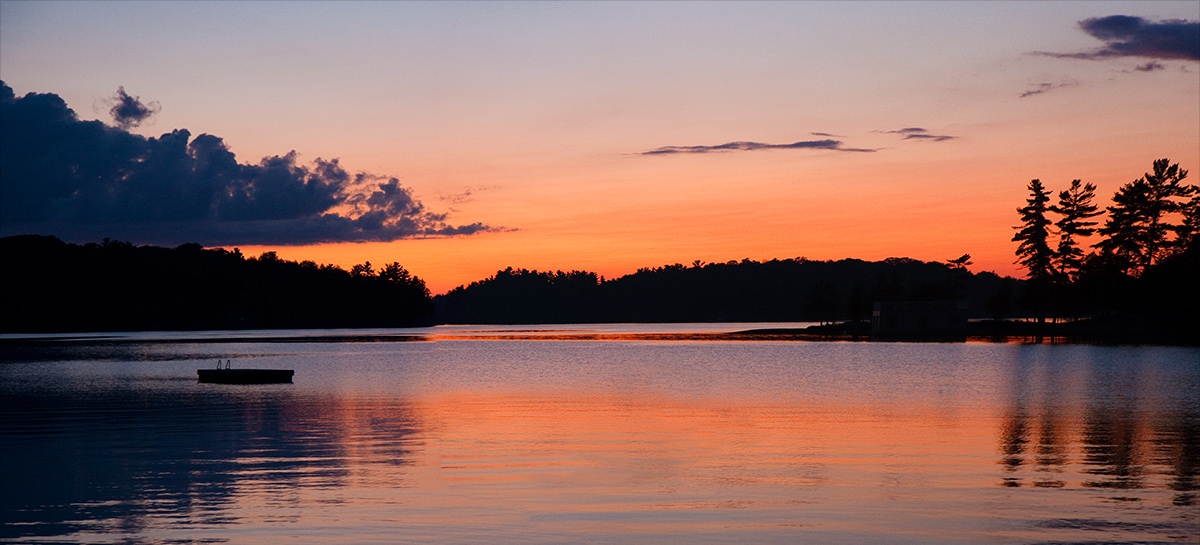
[871,301,968,341]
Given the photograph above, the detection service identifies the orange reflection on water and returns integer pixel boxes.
[4,339,1197,543]
[186,379,1194,544]
[8,368,1193,544]
[196,390,1005,543]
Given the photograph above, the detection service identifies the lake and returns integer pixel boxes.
[1,324,1197,544]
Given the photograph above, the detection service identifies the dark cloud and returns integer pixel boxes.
[877,127,957,142]
[0,81,493,246]
[1035,15,1200,61]
[1134,61,1165,71]
[642,139,875,155]
[107,86,161,129]
[1018,80,1079,98]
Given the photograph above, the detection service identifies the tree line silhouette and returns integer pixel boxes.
[1,234,1022,333]
[1012,158,1198,342]
[432,257,1018,325]
[0,235,432,332]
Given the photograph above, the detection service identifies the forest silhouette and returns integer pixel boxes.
[1,235,1193,344]
[2,235,1016,334]
[1009,158,1198,344]
[433,258,1014,325]
[0,235,432,332]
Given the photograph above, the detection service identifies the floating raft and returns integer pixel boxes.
[197,368,294,384]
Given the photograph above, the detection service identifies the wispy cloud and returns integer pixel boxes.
[1034,15,1200,61]
[439,185,500,205]
[642,139,875,155]
[441,189,476,205]
[876,128,956,142]
[0,81,494,246]
[1019,80,1079,98]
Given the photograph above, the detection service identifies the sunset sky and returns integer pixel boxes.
[2,1,1197,293]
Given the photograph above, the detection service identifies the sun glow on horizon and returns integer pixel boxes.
[1,2,1196,293]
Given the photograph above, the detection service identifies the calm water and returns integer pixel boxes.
[1,325,1197,544]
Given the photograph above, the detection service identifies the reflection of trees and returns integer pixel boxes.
[1033,403,1066,488]
[1153,413,1200,506]
[997,350,1198,503]
[1081,403,1144,490]
[999,406,1069,488]
[999,351,1036,488]
[999,407,1029,487]
[0,387,423,541]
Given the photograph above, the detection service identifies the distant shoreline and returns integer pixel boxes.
[2,319,1194,348]
[732,319,1198,347]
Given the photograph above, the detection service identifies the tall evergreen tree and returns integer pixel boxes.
[1175,193,1200,252]
[1013,179,1055,281]
[1095,179,1152,275]
[1049,179,1101,280]
[1095,159,1195,275]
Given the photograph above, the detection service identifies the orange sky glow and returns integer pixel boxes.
[2,2,1197,293]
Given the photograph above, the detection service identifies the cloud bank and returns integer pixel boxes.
[1037,15,1200,61]
[0,81,492,246]
[642,139,875,155]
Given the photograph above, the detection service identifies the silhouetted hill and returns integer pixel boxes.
[1,235,432,332]
[434,257,1021,324]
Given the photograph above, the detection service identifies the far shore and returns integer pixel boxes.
[2,318,1194,347]
[732,318,1198,346]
